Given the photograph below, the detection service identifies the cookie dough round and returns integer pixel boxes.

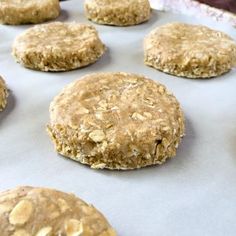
[12,22,106,72]
[0,0,60,25]
[144,22,236,78]
[47,72,185,170]
[0,76,8,111]
[84,0,151,26]
[0,186,116,236]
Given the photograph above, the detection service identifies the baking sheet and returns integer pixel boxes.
[152,0,236,28]
[1,1,236,235]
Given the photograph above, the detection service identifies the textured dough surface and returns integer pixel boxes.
[0,0,60,25]
[85,0,151,26]
[144,22,236,78]
[0,76,8,111]
[47,72,185,170]
[0,186,116,236]
[12,22,106,72]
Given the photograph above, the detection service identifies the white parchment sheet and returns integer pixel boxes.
[0,1,236,235]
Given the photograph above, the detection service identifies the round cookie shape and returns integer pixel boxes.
[144,22,236,78]
[12,22,106,72]
[0,186,116,236]
[84,0,151,26]
[47,72,185,170]
[0,0,60,25]
[0,76,8,111]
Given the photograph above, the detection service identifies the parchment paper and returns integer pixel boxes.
[0,1,236,235]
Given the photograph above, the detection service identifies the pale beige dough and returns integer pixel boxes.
[84,0,151,26]
[144,22,236,78]
[47,72,185,170]
[0,76,8,111]
[12,22,106,72]
[0,0,60,25]
[0,186,116,236]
